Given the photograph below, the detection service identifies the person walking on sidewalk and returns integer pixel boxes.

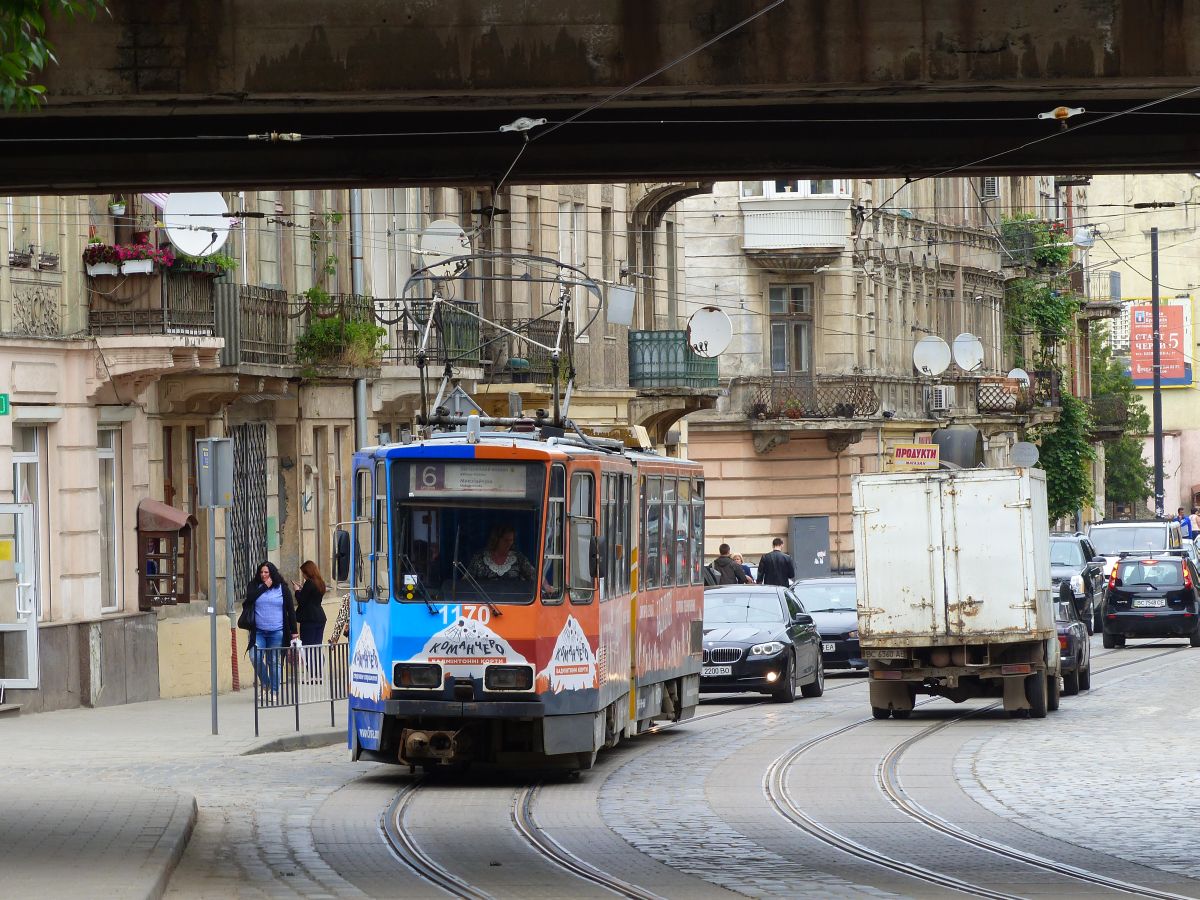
[293,560,328,681]
[242,561,298,699]
[757,537,796,587]
[713,544,752,584]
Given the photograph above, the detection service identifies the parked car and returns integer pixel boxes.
[1049,533,1107,633]
[1102,552,1200,648]
[1054,583,1091,695]
[789,575,866,670]
[700,585,824,702]
[1088,520,1184,577]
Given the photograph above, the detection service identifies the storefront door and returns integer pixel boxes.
[0,504,38,689]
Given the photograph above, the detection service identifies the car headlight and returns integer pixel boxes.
[1070,574,1085,594]
[751,641,785,656]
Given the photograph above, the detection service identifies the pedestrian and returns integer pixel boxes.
[241,561,298,700]
[713,543,752,584]
[292,560,328,681]
[733,553,753,581]
[1178,507,1194,540]
[329,594,350,645]
[1190,507,1200,537]
[757,537,796,587]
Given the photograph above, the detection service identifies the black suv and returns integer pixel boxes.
[1049,533,1107,633]
[1102,552,1200,648]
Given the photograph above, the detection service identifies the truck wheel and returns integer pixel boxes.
[871,707,890,720]
[1025,671,1048,719]
[1047,673,1061,712]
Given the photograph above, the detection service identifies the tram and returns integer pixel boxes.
[338,421,705,770]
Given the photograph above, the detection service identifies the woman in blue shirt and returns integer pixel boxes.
[242,560,298,699]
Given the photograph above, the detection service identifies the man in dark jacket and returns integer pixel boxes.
[757,538,795,586]
[713,544,751,584]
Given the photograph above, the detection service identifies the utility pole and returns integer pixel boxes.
[1151,227,1165,518]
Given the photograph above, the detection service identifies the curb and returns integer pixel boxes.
[147,793,198,900]
[241,728,345,756]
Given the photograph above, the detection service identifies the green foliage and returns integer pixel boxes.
[294,287,386,377]
[176,251,238,274]
[1031,392,1096,522]
[1,1,107,110]
[1000,213,1072,269]
[1004,277,1080,364]
[1091,327,1153,507]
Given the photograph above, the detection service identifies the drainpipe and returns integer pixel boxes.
[350,189,368,449]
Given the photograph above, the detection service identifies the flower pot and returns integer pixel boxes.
[121,259,154,275]
[108,203,126,216]
[86,262,119,276]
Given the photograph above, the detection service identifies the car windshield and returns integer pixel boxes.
[791,581,856,611]
[1089,526,1167,555]
[704,593,785,625]
[1116,559,1183,587]
[1050,541,1085,566]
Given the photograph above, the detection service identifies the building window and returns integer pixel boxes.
[741,180,850,199]
[13,426,46,620]
[769,284,813,374]
[98,427,122,612]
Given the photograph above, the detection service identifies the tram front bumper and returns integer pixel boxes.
[384,698,546,718]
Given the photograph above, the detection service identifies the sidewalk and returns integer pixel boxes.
[0,687,347,899]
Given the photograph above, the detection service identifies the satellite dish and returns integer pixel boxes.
[1007,367,1031,386]
[419,219,471,279]
[1072,226,1095,248]
[913,335,951,376]
[951,332,985,372]
[162,192,233,257]
[686,307,733,358]
[1011,441,1040,467]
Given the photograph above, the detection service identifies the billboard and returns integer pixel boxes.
[1128,299,1192,388]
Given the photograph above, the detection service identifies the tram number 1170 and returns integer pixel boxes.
[439,604,492,626]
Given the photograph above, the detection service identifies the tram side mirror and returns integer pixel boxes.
[333,529,351,582]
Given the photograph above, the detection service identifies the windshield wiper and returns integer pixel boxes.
[452,560,503,617]
[400,553,439,615]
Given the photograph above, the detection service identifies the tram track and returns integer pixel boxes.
[764,642,1195,900]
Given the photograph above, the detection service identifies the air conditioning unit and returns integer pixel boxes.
[925,385,955,413]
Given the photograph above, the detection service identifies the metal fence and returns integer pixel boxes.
[744,374,881,419]
[628,329,719,389]
[251,640,349,736]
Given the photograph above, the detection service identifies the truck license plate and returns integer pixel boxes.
[702,665,732,677]
[1133,597,1166,608]
[822,642,836,652]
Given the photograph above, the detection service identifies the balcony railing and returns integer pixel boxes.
[1090,394,1129,427]
[89,268,215,336]
[480,317,572,382]
[976,379,1033,414]
[379,299,482,368]
[214,283,293,367]
[1031,369,1062,408]
[628,330,719,389]
[740,197,851,252]
[743,374,880,419]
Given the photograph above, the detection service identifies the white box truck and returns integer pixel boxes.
[852,467,1059,719]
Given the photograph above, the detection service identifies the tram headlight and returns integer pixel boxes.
[750,641,785,656]
[485,665,534,691]
[393,663,442,689]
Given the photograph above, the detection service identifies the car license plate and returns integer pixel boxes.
[1133,597,1166,608]
[822,642,836,652]
[702,665,732,677]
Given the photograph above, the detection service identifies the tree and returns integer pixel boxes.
[1032,392,1096,522]
[1,1,107,111]
[1091,326,1153,510]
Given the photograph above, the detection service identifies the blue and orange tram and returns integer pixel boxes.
[339,424,706,770]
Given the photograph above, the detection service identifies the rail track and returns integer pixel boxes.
[764,643,1195,900]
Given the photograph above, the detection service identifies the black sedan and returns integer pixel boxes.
[1103,554,1200,648]
[1055,585,1091,695]
[700,585,824,702]
[1050,533,1107,633]
[790,575,865,671]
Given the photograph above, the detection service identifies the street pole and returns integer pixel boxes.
[1151,227,1165,518]
[208,505,218,735]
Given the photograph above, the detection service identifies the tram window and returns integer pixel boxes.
[354,468,371,597]
[542,464,565,604]
[621,474,632,593]
[676,479,690,586]
[660,478,675,587]
[601,473,617,600]
[642,477,660,590]
[374,460,390,603]
[569,471,596,603]
[692,479,705,585]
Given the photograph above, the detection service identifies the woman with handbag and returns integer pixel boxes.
[241,560,298,700]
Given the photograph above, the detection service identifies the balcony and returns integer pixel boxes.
[976,378,1033,414]
[213,284,293,367]
[628,330,718,389]
[378,299,483,369]
[740,196,851,254]
[479,317,572,383]
[89,268,215,336]
[743,374,881,420]
[1089,394,1129,438]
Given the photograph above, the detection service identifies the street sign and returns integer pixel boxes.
[889,443,940,471]
[0,393,8,416]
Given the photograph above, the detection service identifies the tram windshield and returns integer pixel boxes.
[392,460,547,604]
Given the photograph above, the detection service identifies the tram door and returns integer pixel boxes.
[0,505,38,690]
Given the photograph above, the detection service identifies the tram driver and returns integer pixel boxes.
[468,523,537,582]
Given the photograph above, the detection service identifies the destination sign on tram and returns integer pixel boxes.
[410,462,528,498]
